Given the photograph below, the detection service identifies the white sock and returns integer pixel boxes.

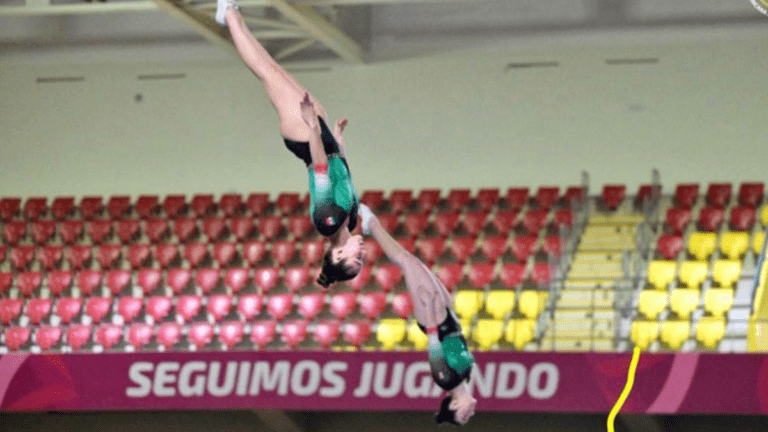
[215,0,237,25]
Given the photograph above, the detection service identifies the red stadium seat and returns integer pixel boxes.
[243,240,269,266]
[729,206,756,231]
[115,219,141,244]
[562,186,586,206]
[137,269,162,295]
[156,323,182,350]
[374,264,402,292]
[388,189,413,213]
[147,296,174,322]
[155,243,180,268]
[175,295,202,322]
[271,240,297,266]
[287,215,313,239]
[59,220,84,244]
[522,209,548,234]
[87,219,113,244]
[80,196,103,220]
[416,189,441,212]
[267,294,294,320]
[166,268,192,294]
[532,263,551,286]
[85,296,112,323]
[276,192,301,215]
[195,268,220,293]
[376,213,400,233]
[490,210,518,234]
[237,294,263,320]
[285,266,311,292]
[665,208,691,234]
[96,324,123,350]
[104,269,130,296]
[391,292,413,319]
[397,237,416,254]
[313,320,340,349]
[202,216,227,241]
[213,241,238,267]
[468,262,495,289]
[189,322,214,349]
[738,182,764,208]
[674,184,699,209]
[38,245,63,270]
[26,298,52,325]
[184,242,210,268]
[282,320,308,349]
[135,195,160,219]
[251,320,277,349]
[66,324,92,351]
[117,297,143,324]
[24,197,48,220]
[127,323,154,350]
[436,263,464,292]
[225,267,250,293]
[298,292,325,321]
[231,216,256,241]
[476,188,500,211]
[3,221,27,245]
[95,243,121,269]
[31,220,55,245]
[462,211,488,236]
[191,194,215,218]
[601,184,626,211]
[417,237,447,265]
[361,190,385,212]
[447,189,471,212]
[76,270,102,296]
[163,195,187,218]
[506,188,529,211]
[330,292,357,320]
[0,298,23,325]
[300,239,326,265]
[362,238,384,264]
[359,292,387,321]
[499,263,526,289]
[480,234,508,262]
[0,245,5,265]
[107,196,131,219]
[258,215,284,240]
[657,234,683,260]
[10,245,36,271]
[0,197,21,221]
[343,321,371,347]
[207,294,233,321]
[173,217,198,242]
[635,184,661,207]
[347,265,373,291]
[698,206,724,232]
[56,297,83,324]
[219,321,245,348]
[535,187,559,210]
[403,213,429,238]
[4,326,31,351]
[66,245,92,270]
[553,208,573,231]
[247,193,271,216]
[219,193,243,217]
[126,243,151,269]
[36,326,62,351]
[448,236,477,263]
[706,183,732,208]
[254,267,280,293]
[47,270,73,296]
[18,271,43,297]
[543,235,563,258]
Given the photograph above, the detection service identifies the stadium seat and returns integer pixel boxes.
[104,269,130,296]
[284,266,311,292]
[398,237,416,254]
[762,206,768,227]
[534,187,559,210]
[24,197,48,220]
[155,243,180,268]
[258,215,284,240]
[728,206,756,232]
[0,245,5,266]
[225,268,250,293]
[344,321,372,347]
[408,321,428,350]
[630,320,659,350]
[415,189,441,212]
[468,262,495,289]
[499,263,526,289]
[246,193,270,216]
[4,326,31,351]
[243,240,269,266]
[56,297,83,324]
[522,209,548,234]
[462,211,488,236]
[479,234,508,262]
[436,263,464,292]
[10,245,36,271]
[403,213,429,238]
[173,217,198,243]
[163,195,187,218]
[687,232,717,261]
[698,206,724,232]
[347,265,373,292]
[218,193,243,217]
[656,234,684,260]
[434,212,461,237]
[719,231,750,259]
[646,260,676,290]
[330,292,357,320]
[635,184,661,207]
[85,296,112,323]
[126,243,151,269]
[47,270,73,296]
[143,294,171,322]
[190,194,215,218]
[18,271,43,297]
[267,294,294,320]
[695,316,726,350]
[195,268,220,293]
[476,188,500,212]
[300,239,326,265]
[738,182,764,208]
[230,216,256,241]
[237,294,263,320]
[491,210,518,234]
[447,189,471,212]
[375,213,400,234]
[448,236,477,263]
[376,318,407,350]
[543,235,563,259]
[660,320,691,350]
[281,320,308,349]
[678,260,708,289]
[601,184,626,210]
[184,242,210,268]
[674,184,699,208]
[505,188,529,211]
[136,269,162,295]
[359,292,388,321]
[127,323,154,350]
[391,292,414,319]
[313,320,340,349]
[519,290,547,319]
[157,323,183,350]
[505,319,536,350]
[59,220,84,244]
[531,263,551,286]
[106,196,130,219]
[298,293,325,321]
[115,219,140,244]
[212,241,237,267]
[206,294,233,321]
[665,208,691,234]
[287,215,313,239]
[3,221,27,245]
[703,288,734,317]
[563,185,586,207]
[454,290,483,320]
[202,217,227,241]
[472,319,503,350]
[96,243,121,269]
[251,320,277,349]
[417,237,447,265]
[35,325,62,351]
[188,322,214,349]
[706,183,732,208]
[75,270,102,297]
[26,298,52,325]
[270,240,296,266]
[374,264,402,292]
[117,297,143,324]
[275,193,301,215]
[485,290,515,320]
[388,189,413,213]
[66,324,92,351]
[135,195,160,219]
[511,235,538,262]
[0,197,21,221]
[0,298,23,325]
[360,190,385,212]
[175,295,202,322]
[712,259,742,288]
[79,196,103,220]
[669,289,700,319]
[31,220,55,245]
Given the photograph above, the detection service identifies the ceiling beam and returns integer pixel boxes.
[275,38,318,60]
[150,0,236,54]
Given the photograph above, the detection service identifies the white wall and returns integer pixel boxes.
[2,37,767,199]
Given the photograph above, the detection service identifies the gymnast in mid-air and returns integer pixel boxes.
[358,204,477,426]
[216,0,365,288]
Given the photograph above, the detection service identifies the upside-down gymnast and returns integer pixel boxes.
[216,0,365,288]
[358,204,477,426]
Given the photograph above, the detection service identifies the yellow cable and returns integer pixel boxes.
[607,346,641,432]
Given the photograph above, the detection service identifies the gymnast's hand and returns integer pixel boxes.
[299,93,320,130]
[334,118,348,136]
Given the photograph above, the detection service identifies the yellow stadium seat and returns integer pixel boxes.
[755,231,765,255]
[485,290,516,320]
[712,259,742,288]
[761,205,768,227]
[669,289,700,319]
[630,320,659,350]
[461,318,472,339]
[703,288,735,317]
[719,231,750,260]
[407,321,428,350]
[660,320,691,350]
[695,316,726,350]
[637,290,668,319]
[505,319,536,350]
[519,290,548,319]
[472,319,504,351]
[678,260,709,289]
[687,232,717,261]
[376,318,407,350]
[647,260,676,290]
[454,290,484,320]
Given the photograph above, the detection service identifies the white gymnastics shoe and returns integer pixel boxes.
[215,0,237,25]
[358,203,375,235]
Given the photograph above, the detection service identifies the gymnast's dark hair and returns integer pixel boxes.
[316,249,359,288]
[435,396,460,426]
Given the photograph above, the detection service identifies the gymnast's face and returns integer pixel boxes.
[450,389,477,425]
[332,234,366,273]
